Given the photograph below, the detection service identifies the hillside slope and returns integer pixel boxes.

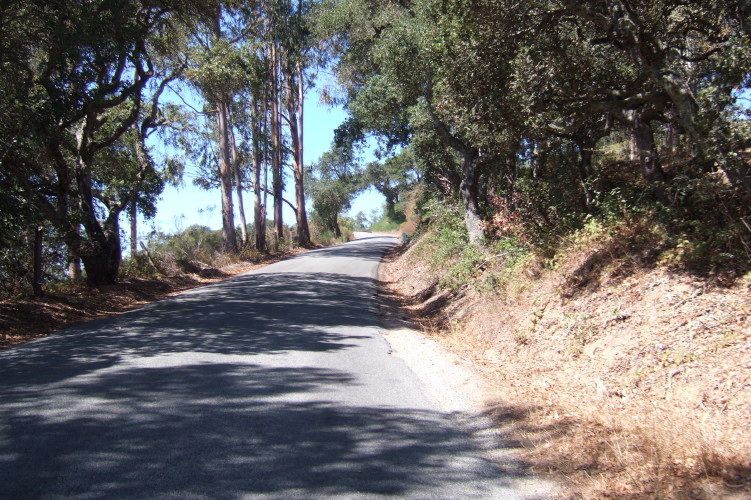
[380,239,751,499]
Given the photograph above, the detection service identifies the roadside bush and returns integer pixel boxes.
[310,219,352,245]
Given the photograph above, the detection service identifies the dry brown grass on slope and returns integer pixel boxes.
[380,243,751,499]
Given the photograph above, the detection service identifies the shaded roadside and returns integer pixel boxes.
[0,247,312,351]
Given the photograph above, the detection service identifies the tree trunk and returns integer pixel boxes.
[270,42,282,252]
[426,100,484,246]
[632,118,671,205]
[78,210,123,286]
[79,238,121,286]
[263,96,270,249]
[460,151,484,245]
[575,141,596,211]
[253,96,266,252]
[130,200,138,256]
[213,8,238,254]
[229,117,249,248]
[75,130,123,285]
[667,122,679,154]
[384,196,397,220]
[333,214,341,238]
[32,227,44,297]
[284,64,311,247]
[216,95,239,253]
[531,141,543,179]
[68,224,83,281]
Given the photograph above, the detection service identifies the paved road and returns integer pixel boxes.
[0,236,538,499]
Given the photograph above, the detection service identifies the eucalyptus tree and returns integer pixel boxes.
[277,0,318,247]
[187,1,253,253]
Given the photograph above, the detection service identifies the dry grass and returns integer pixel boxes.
[379,242,751,499]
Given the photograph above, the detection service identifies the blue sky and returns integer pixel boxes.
[144,87,384,237]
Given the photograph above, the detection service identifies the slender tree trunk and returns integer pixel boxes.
[270,42,282,252]
[253,96,266,251]
[426,100,484,245]
[217,95,238,253]
[33,227,44,297]
[531,141,542,179]
[333,214,341,238]
[130,200,138,256]
[575,141,596,211]
[667,122,679,154]
[263,97,269,248]
[284,64,311,246]
[213,8,238,254]
[229,116,249,248]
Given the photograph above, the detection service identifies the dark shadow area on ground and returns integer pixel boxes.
[0,363,516,499]
[0,235,530,499]
[0,272,379,388]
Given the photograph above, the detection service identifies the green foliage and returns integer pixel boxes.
[370,217,402,232]
[144,225,223,267]
[369,198,408,231]
[0,183,68,297]
[307,146,363,236]
[409,199,481,291]
[119,253,161,279]
[322,0,751,275]
[310,223,352,245]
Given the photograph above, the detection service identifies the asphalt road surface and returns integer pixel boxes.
[0,236,543,499]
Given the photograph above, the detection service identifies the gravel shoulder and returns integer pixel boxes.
[376,257,564,499]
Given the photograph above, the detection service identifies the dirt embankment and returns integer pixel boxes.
[379,243,751,499]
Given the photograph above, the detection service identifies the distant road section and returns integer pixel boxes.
[0,236,540,499]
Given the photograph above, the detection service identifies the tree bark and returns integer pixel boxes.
[459,151,484,245]
[32,227,44,297]
[270,42,283,252]
[68,224,83,281]
[284,63,311,246]
[667,122,679,154]
[426,101,484,245]
[213,7,238,254]
[632,118,671,205]
[575,141,596,211]
[130,200,138,256]
[229,116,249,248]
[629,130,638,161]
[75,124,123,286]
[333,214,341,238]
[253,96,266,252]
[78,219,122,286]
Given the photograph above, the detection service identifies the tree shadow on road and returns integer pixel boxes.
[1,362,522,499]
[0,273,380,387]
[0,244,541,499]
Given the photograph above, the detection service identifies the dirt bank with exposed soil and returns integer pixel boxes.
[378,242,751,499]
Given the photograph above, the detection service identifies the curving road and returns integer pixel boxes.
[0,236,543,499]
